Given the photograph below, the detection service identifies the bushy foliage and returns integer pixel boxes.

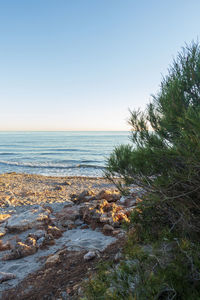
[106,42,200,235]
[82,42,200,300]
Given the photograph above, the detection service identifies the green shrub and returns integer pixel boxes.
[82,42,200,300]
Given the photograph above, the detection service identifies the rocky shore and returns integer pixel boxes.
[0,173,144,299]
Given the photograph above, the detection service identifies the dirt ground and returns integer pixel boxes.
[1,238,125,300]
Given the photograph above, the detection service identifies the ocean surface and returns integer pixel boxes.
[0,131,129,177]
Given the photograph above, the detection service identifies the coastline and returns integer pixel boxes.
[0,172,117,210]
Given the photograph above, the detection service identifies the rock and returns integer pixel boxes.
[77,190,95,203]
[0,226,7,237]
[54,186,63,191]
[99,214,110,223]
[114,252,122,262]
[6,207,50,232]
[55,206,80,222]
[80,224,89,229]
[37,237,45,248]
[119,196,136,207]
[0,271,16,283]
[47,225,62,238]
[0,240,11,251]
[40,233,55,248]
[25,237,37,248]
[84,251,96,261]
[68,224,77,230]
[45,253,60,266]
[60,219,74,228]
[3,241,37,260]
[103,224,114,234]
[0,213,11,223]
[96,190,120,202]
[119,196,127,205]
[74,219,83,226]
[28,229,46,240]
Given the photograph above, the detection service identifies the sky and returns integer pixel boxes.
[0,0,200,131]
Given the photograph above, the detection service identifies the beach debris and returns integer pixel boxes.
[0,271,16,283]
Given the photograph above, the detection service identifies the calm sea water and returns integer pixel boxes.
[0,131,129,177]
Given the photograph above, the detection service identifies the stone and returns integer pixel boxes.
[102,224,114,234]
[54,186,63,191]
[114,252,122,262]
[28,229,46,240]
[40,233,55,248]
[119,196,127,205]
[45,253,60,266]
[119,196,136,207]
[0,271,16,283]
[0,213,11,223]
[74,219,83,226]
[25,237,37,248]
[96,190,120,202]
[3,241,37,260]
[80,224,89,229]
[68,223,77,230]
[0,240,11,251]
[77,190,95,202]
[0,226,7,237]
[60,219,74,228]
[83,251,96,261]
[47,225,62,239]
[55,206,80,222]
[6,207,50,232]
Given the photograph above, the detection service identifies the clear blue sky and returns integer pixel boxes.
[0,0,199,131]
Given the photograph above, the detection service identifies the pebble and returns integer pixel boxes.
[83,251,96,261]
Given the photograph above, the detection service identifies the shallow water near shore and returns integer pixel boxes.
[0,131,129,177]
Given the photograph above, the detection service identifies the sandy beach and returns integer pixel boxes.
[0,172,117,209]
[0,172,142,299]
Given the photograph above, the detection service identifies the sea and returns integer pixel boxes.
[0,131,129,177]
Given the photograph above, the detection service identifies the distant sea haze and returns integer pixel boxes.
[0,131,129,177]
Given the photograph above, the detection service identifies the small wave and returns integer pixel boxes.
[0,152,16,156]
[0,160,104,170]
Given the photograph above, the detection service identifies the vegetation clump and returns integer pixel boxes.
[82,42,200,299]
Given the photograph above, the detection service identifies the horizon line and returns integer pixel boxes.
[0,130,129,132]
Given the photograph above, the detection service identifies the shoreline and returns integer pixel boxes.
[0,172,118,210]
